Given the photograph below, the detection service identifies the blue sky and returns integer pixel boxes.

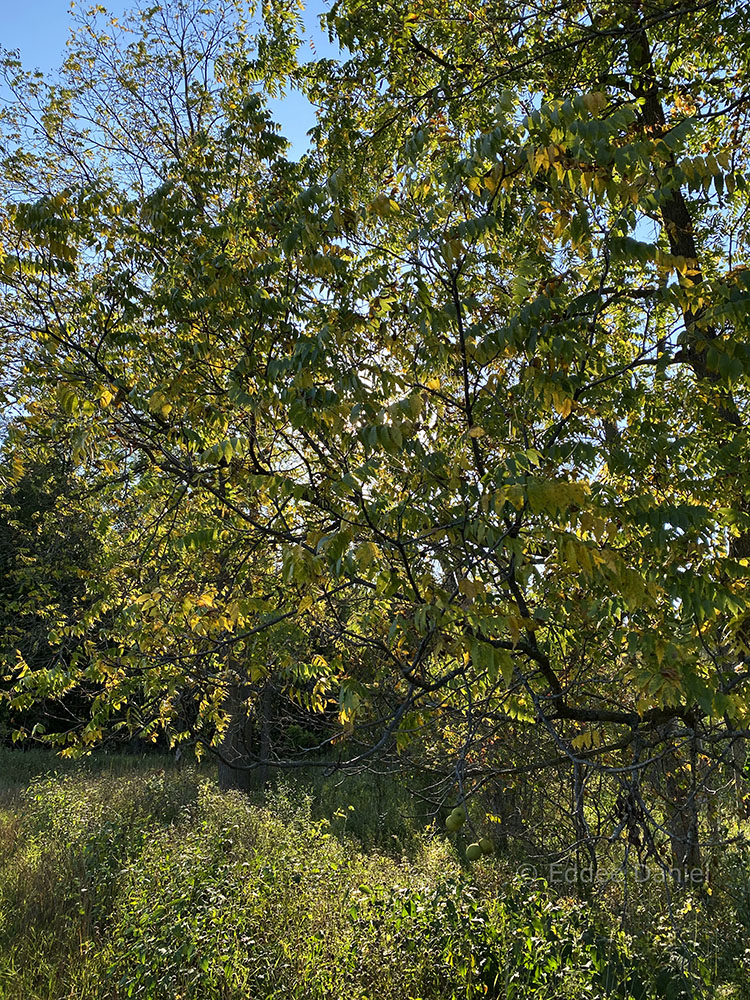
[2,1,337,156]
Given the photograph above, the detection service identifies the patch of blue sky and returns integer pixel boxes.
[2,1,340,159]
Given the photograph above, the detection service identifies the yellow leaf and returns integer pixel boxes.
[579,511,594,532]
[298,594,315,613]
[468,425,485,438]
[558,397,574,418]
[507,616,522,645]
[458,578,478,600]
[582,91,607,116]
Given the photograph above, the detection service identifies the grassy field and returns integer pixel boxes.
[0,748,748,999]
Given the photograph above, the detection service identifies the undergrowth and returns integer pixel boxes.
[0,749,748,999]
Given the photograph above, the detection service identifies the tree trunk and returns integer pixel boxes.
[217,679,277,793]
[255,681,276,789]
[217,682,253,793]
[660,724,702,881]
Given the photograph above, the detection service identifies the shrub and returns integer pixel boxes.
[0,755,743,1000]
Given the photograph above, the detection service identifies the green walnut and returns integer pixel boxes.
[465,843,483,862]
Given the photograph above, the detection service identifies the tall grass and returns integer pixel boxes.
[0,748,748,1000]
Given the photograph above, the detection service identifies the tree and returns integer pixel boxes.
[2,0,750,873]
[0,448,102,742]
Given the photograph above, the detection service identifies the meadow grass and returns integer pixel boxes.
[0,747,748,1000]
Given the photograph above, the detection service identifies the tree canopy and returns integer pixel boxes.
[2,0,750,865]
